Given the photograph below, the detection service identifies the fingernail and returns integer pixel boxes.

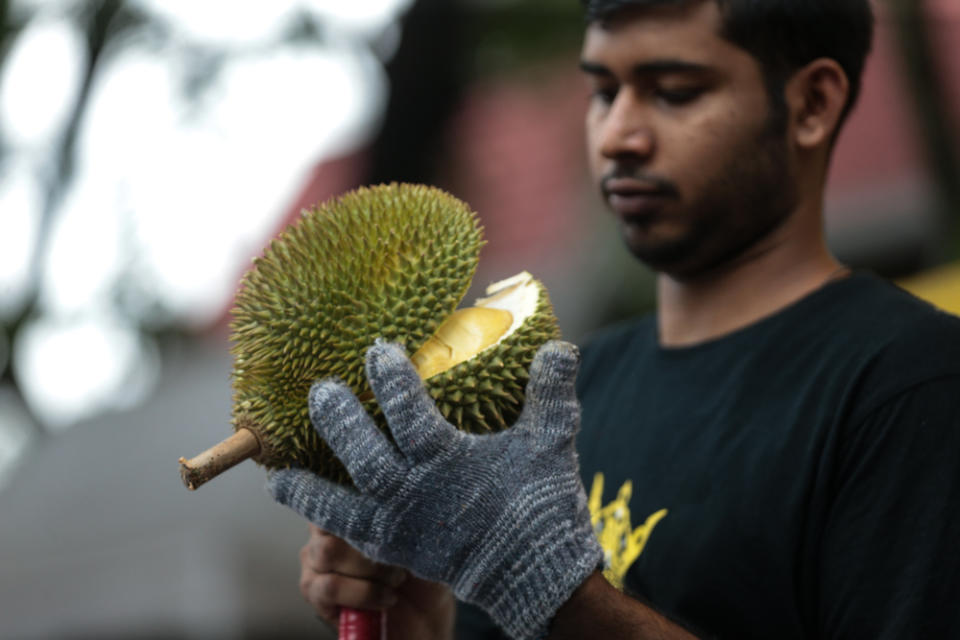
[389,568,408,587]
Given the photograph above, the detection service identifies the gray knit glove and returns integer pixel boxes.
[268,339,603,640]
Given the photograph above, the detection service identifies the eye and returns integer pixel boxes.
[655,87,703,106]
[591,85,619,106]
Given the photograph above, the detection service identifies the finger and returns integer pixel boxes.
[516,340,582,441]
[267,469,377,545]
[301,570,400,612]
[303,532,407,587]
[309,379,404,493]
[299,561,341,625]
[365,340,460,462]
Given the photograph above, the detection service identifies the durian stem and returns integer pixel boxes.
[179,428,262,491]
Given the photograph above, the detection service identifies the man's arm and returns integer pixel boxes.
[296,529,699,640]
[270,341,693,639]
[549,572,700,640]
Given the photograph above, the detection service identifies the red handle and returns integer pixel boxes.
[339,607,385,640]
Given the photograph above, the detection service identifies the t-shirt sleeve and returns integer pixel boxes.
[817,375,960,639]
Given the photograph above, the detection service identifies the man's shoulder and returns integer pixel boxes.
[831,273,960,359]
[822,273,960,411]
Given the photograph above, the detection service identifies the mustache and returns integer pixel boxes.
[601,168,679,198]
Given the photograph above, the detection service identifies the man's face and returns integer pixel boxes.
[581,1,798,278]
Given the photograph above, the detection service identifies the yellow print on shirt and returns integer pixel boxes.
[588,472,668,590]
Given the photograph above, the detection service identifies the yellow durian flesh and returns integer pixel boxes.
[411,307,514,380]
[409,270,551,384]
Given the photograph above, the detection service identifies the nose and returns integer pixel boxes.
[597,90,655,161]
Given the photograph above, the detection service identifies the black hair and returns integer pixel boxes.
[581,0,875,134]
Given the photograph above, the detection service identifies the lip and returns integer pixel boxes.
[605,184,674,216]
[608,192,672,217]
[603,178,668,195]
[602,177,677,218]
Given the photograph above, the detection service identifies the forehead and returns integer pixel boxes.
[581,1,748,70]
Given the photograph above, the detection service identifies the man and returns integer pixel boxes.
[270,0,960,638]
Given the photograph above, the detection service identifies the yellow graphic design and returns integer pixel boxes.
[588,472,668,590]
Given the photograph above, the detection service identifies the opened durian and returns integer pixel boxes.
[179,183,559,489]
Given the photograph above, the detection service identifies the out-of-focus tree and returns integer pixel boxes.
[0,0,391,445]
[0,0,150,433]
[365,0,586,187]
[887,0,960,261]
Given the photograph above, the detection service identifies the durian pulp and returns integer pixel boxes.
[410,271,542,380]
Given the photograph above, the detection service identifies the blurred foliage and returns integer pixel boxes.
[55,1,148,204]
[0,1,150,384]
[0,0,329,416]
[887,0,960,262]
[0,0,22,156]
[465,0,586,77]
[0,0,23,57]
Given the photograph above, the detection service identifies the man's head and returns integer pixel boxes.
[580,0,874,278]
[583,0,874,136]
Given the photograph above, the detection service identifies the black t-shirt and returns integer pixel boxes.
[456,273,960,639]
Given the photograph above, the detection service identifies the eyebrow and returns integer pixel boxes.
[579,59,715,78]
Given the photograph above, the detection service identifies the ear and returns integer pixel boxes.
[785,58,850,150]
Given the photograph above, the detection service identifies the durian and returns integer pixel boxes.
[179,183,559,489]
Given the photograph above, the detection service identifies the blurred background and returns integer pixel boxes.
[0,0,958,637]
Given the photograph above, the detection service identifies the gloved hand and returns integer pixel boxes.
[268,340,603,640]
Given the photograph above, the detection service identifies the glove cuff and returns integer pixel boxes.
[454,480,604,640]
[494,535,602,639]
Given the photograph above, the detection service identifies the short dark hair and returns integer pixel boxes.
[581,0,875,133]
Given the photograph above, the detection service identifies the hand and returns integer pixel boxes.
[299,524,454,638]
[269,340,603,640]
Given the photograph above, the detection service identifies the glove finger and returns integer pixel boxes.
[267,469,378,547]
[309,379,404,494]
[365,340,460,463]
[515,340,582,443]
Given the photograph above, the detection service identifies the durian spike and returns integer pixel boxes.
[179,428,262,490]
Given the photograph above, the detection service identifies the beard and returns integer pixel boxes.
[614,119,799,280]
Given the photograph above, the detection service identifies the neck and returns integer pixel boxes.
[656,204,846,348]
